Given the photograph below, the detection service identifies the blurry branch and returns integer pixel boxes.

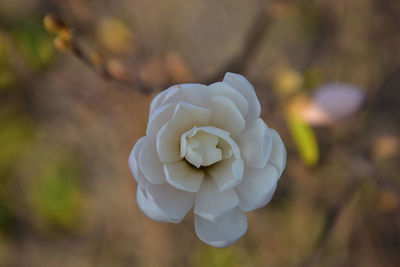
[43,14,152,93]
[298,177,363,267]
[205,2,273,83]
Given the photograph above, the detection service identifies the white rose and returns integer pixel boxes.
[129,72,286,247]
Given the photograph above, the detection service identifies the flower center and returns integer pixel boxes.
[185,131,222,168]
[180,126,239,168]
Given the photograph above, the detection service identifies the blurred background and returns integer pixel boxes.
[0,0,399,266]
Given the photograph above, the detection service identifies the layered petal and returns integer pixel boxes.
[156,102,211,163]
[149,86,175,118]
[137,183,195,223]
[268,129,287,177]
[194,177,239,221]
[195,208,247,247]
[236,164,278,212]
[207,158,244,191]
[128,137,148,186]
[236,118,272,169]
[161,84,213,109]
[209,82,249,118]
[164,160,204,192]
[223,72,261,122]
[139,139,166,184]
[209,96,245,137]
[147,103,176,136]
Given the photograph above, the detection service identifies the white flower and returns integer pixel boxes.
[129,72,286,247]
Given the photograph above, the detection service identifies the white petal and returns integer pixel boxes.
[195,208,247,248]
[194,177,239,221]
[236,164,278,212]
[137,183,195,223]
[209,96,245,137]
[223,72,261,122]
[268,129,287,177]
[139,139,166,184]
[209,82,249,117]
[146,103,176,136]
[149,87,172,118]
[156,102,211,163]
[164,160,204,192]
[236,118,272,169]
[156,122,180,163]
[181,126,241,159]
[128,137,148,186]
[207,158,244,191]
[161,84,212,108]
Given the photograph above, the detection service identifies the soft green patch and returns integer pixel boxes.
[0,36,16,90]
[192,245,248,267]
[11,17,54,70]
[287,114,319,167]
[31,155,83,230]
[0,108,35,166]
[303,68,323,91]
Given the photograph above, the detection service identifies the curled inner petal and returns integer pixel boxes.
[180,126,240,168]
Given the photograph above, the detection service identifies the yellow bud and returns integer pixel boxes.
[53,36,71,51]
[43,14,66,34]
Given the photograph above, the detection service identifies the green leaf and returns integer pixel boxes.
[287,114,319,167]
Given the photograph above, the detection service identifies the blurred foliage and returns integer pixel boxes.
[30,154,84,231]
[9,17,54,70]
[96,17,135,54]
[0,107,35,166]
[287,114,319,167]
[192,245,248,267]
[0,40,16,90]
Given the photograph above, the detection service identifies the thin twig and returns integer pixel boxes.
[298,178,363,267]
[204,2,274,83]
[44,14,153,93]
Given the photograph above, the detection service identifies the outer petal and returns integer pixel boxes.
[236,118,272,169]
[209,96,245,137]
[164,160,204,192]
[194,177,239,221]
[139,139,166,184]
[128,137,148,186]
[209,82,249,118]
[236,164,278,212]
[223,72,261,122]
[207,158,244,191]
[149,86,173,118]
[268,129,287,177]
[137,183,195,223]
[156,102,211,163]
[195,208,247,248]
[146,103,176,136]
[161,84,212,109]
